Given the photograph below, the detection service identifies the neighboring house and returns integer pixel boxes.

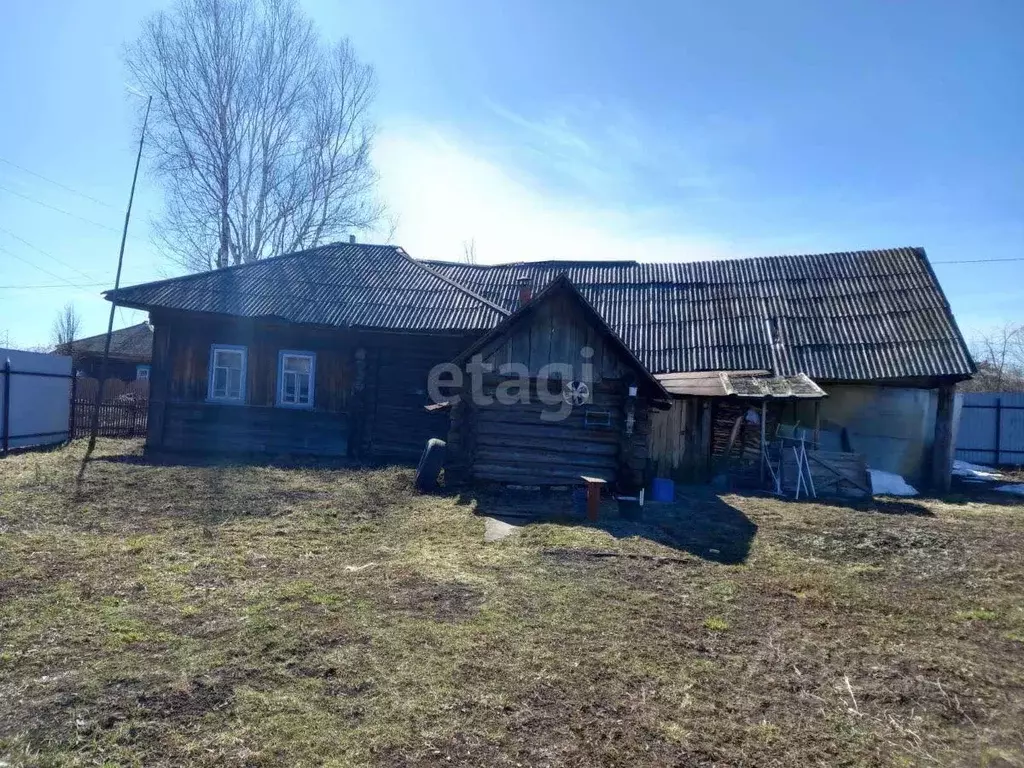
[58,323,154,381]
[107,242,974,487]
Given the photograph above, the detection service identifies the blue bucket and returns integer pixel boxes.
[651,477,675,503]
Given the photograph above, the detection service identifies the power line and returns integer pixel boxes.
[0,157,117,210]
[0,182,122,234]
[0,282,108,290]
[0,226,102,283]
[931,257,1024,265]
[0,243,94,290]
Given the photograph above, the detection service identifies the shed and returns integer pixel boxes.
[444,276,668,487]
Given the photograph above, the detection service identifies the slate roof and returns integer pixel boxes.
[424,247,975,381]
[106,243,974,383]
[60,322,153,361]
[107,243,508,332]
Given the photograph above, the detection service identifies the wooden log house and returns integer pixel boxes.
[107,243,975,490]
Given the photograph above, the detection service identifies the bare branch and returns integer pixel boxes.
[126,0,383,271]
[52,302,82,353]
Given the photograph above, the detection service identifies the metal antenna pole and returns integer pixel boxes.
[88,95,152,450]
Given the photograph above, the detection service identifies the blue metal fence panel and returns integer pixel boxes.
[956,392,1024,467]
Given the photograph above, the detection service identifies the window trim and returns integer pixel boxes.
[276,349,316,409]
[135,364,151,381]
[207,344,248,403]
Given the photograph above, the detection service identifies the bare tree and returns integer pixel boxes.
[964,322,1024,392]
[462,238,478,265]
[126,0,383,272]
[52,302,82,354]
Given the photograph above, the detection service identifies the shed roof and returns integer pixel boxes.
[58,322,153,361]
[424,247,975,382]
[107,243,508,333]
[656,371,826,399]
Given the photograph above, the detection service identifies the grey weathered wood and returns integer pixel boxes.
[931,383,956,491]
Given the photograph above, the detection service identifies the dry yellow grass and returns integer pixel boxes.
[1,439,1022,767]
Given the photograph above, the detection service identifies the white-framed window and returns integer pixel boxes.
[277,350,315,408]
[208,344,247,402]
[136,364,150,381]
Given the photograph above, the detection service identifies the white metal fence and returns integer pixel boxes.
[955,392,1024,467]
[1,348,73,454]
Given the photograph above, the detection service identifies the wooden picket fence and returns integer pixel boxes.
[71,378,149,439]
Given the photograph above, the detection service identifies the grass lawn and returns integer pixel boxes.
[1,440,1023,767]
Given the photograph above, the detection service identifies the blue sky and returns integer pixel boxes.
[1,0,1021,349]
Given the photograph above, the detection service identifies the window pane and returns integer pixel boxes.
[213,367,227,397]
[227,368,242,398]
[216,350,243,370]
[284,355,311,375]
[283,372,296,402]
[298,376,310,403]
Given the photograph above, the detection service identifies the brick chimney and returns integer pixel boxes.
[517,277,533,307]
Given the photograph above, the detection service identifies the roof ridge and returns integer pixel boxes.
[404,250,511,317]
[419,246,926,271]
[71,322,151,345]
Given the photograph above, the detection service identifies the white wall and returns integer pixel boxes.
[1,348,72,450]
[796,384,937,480]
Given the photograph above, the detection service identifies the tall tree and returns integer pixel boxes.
[126,0,382,272]
[52,302,82,353]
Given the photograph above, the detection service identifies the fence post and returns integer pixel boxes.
[68,370,78,442]
[994,397,1002,466]
[2,358,10,457]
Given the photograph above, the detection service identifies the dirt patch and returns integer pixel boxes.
[387,573,483,622]
[784,523,957,563]
[136,677,236,722]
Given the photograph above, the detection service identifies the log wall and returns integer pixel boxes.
[146,310,477,460]
[446,291,652,489]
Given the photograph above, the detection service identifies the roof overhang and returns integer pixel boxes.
[656,370,827,400]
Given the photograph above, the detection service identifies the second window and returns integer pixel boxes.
[278,350,315,408]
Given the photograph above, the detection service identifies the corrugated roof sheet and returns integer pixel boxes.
[108,243,508,332]
[106,243,974,382]
[58,322,153,360]
[424,247,975,381]
[655,371,825,399]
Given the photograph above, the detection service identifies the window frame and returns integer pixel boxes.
[276,349,316,409]
[207,344,248,403]
[135,364,151,381]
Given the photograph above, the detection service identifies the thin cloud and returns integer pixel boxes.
[371,123,741,264]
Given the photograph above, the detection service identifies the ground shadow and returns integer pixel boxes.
[764,493,938,518]
[455,486,757,565]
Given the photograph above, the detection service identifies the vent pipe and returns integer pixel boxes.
[349,234,356,244]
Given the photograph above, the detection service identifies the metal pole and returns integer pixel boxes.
[89,95,152,449]
[2,358,10,456]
